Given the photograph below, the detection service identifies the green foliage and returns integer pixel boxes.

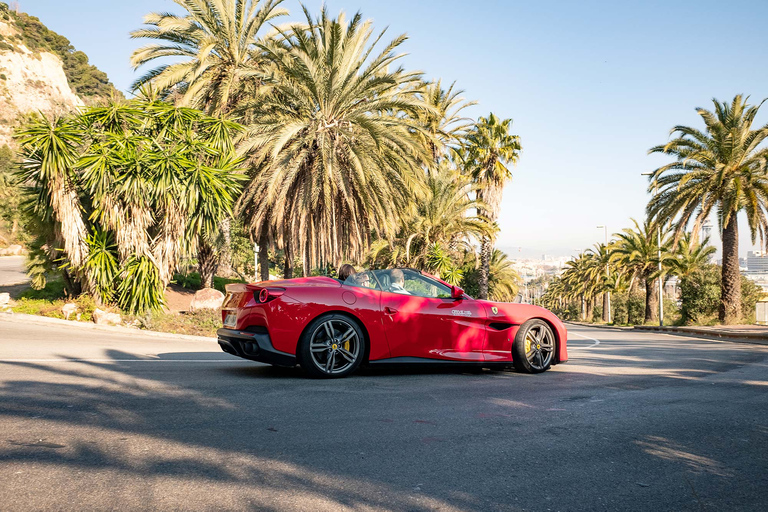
[84,227,118,304]
[172,272,245,294]
[16,99,245,314]
[20,277,66,301]
[116,256,165,314]
[680,265,728,324]
[2,3,121,100]
[741,275,763,321]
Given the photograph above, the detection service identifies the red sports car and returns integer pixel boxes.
[217,269,568,378]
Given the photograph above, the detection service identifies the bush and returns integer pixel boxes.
[173,271,245,293]
[680,265,720,324]
[741,275,763,322]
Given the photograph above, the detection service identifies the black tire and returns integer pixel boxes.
[512,319,556,374]
[297,313,366,378]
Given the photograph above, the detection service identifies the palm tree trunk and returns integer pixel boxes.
[479,236,492,299]
[719,215,741,324]
[258,227,269,282]
[283,228,293,279]
[218,217,234,278]
[198,241,218,289]
[476,182,503,300]
[585,297,594,322]
[644,274,659,323]
[602,292,610,322]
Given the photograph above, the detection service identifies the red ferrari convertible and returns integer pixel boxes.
[217,268,567,378]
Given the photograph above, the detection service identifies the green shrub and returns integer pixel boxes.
[173,271,245,293]
[20,278,67,301]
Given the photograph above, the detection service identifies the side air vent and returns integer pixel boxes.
[488,322,514,331]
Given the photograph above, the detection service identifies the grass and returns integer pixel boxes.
[131,309,222,338]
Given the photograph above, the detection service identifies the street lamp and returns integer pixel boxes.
[641,172,663,326]
[596,225,611,324]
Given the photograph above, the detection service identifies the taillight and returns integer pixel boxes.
[255,287,285,303]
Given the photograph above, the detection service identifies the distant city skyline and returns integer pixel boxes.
[21,0,768,257]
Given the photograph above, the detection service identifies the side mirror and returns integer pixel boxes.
[451,286,465,300]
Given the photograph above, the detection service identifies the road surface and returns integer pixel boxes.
[0,256,26,286]
[0,319,766,511]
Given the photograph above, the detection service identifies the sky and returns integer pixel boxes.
[19,0,768,259]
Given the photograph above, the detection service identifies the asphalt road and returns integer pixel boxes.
[0,256,27,286]
[0,318,766,511]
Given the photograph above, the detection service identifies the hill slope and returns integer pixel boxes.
[0,2,122,146]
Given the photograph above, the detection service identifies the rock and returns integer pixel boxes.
[93,308,122,326]
[189,288,225,311]
[61,302,78,320]
[0,248,8,256]
[0,293,9,306]
[6,244,23,256]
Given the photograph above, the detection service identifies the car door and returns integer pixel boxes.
[373,269,487,361]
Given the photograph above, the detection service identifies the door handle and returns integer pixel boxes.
[384,306,398,315]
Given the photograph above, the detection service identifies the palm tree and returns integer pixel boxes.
[130,0,288,115]
[611,219,672,323]
[586,243,614,322]
[648,95,768,324]
[668,233,716,280]
[465,113,521,299]
[239,8,429,277]
[131,0,288,278]
[487,249,520,302]
[368,166,493,271]
[413,80,476,167]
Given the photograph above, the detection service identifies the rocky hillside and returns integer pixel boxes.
[0,2,121,146]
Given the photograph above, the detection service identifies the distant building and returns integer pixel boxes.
[747,251,768,272]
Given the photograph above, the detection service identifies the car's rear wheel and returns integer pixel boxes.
[513,319,555,373]
[297,314,365,378]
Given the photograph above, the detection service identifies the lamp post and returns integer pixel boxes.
[596,225,611,323]
[642,172,664,326]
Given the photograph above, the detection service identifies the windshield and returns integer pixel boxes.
[372,269,452,298]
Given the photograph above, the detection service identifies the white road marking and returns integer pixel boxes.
[0,359,253,363]
[567,331,601,349]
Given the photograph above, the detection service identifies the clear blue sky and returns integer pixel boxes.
[20,0,768,258]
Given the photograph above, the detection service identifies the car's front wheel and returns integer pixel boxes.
[297,314,366,378]
[513,319,556,373]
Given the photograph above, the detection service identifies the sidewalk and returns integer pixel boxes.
[567,320,768,345]
[634,324,768,343]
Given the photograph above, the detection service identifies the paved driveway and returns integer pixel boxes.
[0,319,766,511]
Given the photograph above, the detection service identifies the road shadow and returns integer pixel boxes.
[1,337,767,510]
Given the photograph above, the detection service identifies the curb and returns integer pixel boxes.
[565,322,633,331]
[0,312,216,343]
[633,325,768,345]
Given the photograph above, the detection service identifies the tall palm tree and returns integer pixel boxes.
[413,80,476,167]
[130,0,288,115]
[368,166,493,270]
[611,219,672,323]
[586,243,613,322]
[465,113,521,299]
[131,0,288,278]
[648,95,768,324]
[239,8,429,277]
